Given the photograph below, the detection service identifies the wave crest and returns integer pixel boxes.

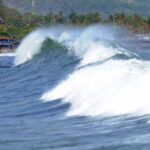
[14,25,132,66]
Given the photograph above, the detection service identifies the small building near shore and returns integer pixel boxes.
[0,17,4,24]
[0,36,19,53]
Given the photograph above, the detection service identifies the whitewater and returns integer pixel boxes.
[1,25,150,149]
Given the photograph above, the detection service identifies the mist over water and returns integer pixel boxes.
[1,25,150,149]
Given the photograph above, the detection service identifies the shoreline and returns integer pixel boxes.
[0,52,15,56]
[0,32,150,55]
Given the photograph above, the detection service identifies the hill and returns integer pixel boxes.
[2,0,150,17]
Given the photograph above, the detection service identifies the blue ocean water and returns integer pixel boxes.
[1,26,150,150]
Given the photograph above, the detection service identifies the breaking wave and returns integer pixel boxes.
[14,25,150,117]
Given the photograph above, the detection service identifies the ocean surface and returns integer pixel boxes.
[1,25,150,150]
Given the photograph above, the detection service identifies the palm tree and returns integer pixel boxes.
[0,0,4,17]
[31,0,35,14]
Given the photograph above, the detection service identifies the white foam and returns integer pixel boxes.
[41,58,150,117]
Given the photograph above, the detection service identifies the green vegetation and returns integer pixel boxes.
[108,13,150,33]
[0,0,150,40]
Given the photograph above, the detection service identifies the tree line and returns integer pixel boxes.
[0,0,150,40]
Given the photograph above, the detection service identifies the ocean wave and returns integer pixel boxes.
[12,25,150,117]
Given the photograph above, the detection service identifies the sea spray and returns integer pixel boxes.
[14,25,125,65]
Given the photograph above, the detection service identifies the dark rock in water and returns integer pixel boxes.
[0,54,14,68]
